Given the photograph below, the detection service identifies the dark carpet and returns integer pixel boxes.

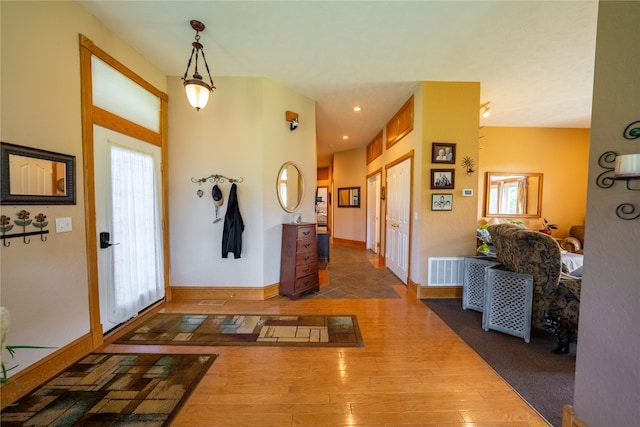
[1,353,216,426]
[423,298,575,427]
[116,313,364,347]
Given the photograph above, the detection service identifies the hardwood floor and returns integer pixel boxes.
[100,286,550,426]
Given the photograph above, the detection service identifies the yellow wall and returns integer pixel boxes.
[420,82,480,284]
[363,82,480,291]
[478,126,590,237]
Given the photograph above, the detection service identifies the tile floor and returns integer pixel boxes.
[303,244,402,299]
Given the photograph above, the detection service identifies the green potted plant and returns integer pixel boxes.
[540,218,558,235]
[1,307,54,386]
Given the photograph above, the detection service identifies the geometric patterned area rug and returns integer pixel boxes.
[115,313,364,347]
[0,353,216,426]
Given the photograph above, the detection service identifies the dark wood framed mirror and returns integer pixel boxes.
[1,142,76,205]
[484,172,542,218]
[337,187,360,208]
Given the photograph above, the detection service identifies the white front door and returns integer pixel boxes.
[94,125,164,333]
[385,158,411,283]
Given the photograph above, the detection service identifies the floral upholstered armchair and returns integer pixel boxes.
[488,224,581,353]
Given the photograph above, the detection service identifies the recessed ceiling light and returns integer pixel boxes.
[342,135,349,140]
[353,106,362,112]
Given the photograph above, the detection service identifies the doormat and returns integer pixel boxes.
[0,352,216,426]
[115,313,364,347]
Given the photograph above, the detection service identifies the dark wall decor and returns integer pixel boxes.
[430,169,455,190]
[337,187,360,208]
[1,142,76,205]
[432,142,456,164]
[432,194,453,211]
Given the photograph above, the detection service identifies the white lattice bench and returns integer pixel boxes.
[482,268,534,343]
[462,257,500,312]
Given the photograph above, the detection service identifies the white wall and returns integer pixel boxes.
[0,1,316,379]
[167,76,316,287]
[573,1,640,424]
[0,1,167,373]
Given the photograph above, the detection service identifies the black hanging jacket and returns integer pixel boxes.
[222,183,244,258]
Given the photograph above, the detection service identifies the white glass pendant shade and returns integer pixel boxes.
[184,78,212,111]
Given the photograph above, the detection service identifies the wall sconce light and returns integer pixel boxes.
[596,120,640,220]
[182,20,216,111]
[480,102,491,118]
[286,111,299,131]
[461,156,475,175]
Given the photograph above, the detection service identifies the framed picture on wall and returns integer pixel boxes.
[432,193,453,211]
[430,168,455,189]
[432,142,456,164]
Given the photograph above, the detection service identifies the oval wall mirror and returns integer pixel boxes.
[276,161,304,213]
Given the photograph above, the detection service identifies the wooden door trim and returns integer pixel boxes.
[79,35,170,349]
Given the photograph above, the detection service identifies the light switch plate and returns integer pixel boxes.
[462,189,473,197]
[55,217,72,233]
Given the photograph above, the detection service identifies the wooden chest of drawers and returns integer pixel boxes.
[279,223,319,299]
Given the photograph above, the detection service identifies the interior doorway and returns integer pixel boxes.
[366,173,381,254]
[316,186,329,233]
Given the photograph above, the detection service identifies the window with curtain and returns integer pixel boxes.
[107,144,164,323]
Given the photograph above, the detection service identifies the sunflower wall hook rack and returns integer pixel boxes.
[0,210,49,247]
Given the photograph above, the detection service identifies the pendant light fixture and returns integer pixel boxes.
[182,20,216,111]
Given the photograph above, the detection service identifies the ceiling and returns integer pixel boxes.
[78,1,599,167]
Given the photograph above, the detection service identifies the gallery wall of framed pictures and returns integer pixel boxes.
[431,142,456,210]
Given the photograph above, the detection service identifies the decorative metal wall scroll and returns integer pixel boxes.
[623,121,640,140]
[191,174,244,197]
[596,121,640,220]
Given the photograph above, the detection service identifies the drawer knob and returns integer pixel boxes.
[302,231,310,236]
